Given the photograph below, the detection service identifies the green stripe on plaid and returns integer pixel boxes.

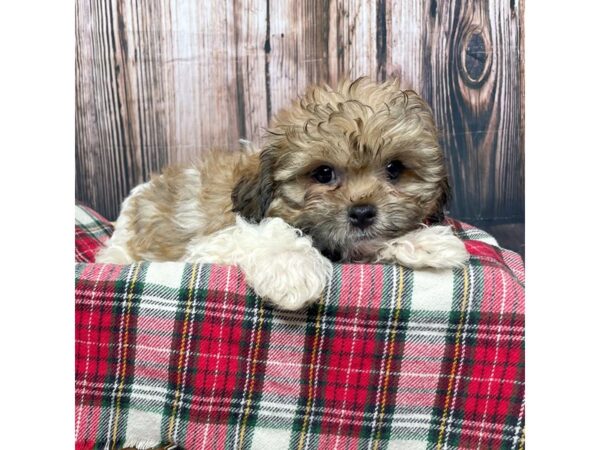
[75,204,114,262]
[76,259,524,450]
[446,218,499,247]
[75,205,524,449]
[75,204,114,240]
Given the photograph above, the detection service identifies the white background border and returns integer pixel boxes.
[1,1,599,447]
[0,1,74,447]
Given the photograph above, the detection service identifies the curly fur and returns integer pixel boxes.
[96,77,468,310]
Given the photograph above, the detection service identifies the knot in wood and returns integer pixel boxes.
[459,29,492,87]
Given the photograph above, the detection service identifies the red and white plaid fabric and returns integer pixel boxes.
[75,204,114,263]
[75,205,524,449]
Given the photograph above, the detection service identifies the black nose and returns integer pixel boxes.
[348,204,377,229]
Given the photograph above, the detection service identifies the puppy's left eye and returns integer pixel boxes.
[311,165,336,184]
[385,160,405,181]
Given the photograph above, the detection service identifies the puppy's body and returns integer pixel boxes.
[97,78,468,309]
[98,149,254,263]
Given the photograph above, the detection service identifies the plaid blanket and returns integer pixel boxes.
[75,205,524,450]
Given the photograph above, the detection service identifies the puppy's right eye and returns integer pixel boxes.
[311,165,336,184]
[385,160,405,181]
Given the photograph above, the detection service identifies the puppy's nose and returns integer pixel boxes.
[348,204,377,229]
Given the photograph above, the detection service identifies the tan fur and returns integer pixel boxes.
[98,77,452,265]
[258,77,449,261]
[114,148,261,262]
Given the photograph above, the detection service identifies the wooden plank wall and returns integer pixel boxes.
[76,0,524,256]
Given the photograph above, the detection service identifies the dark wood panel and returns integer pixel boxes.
[421,0,523,223]
[76,0,524,254]
[479,221,525,260]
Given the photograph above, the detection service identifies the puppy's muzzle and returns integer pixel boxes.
[348,204,377,230]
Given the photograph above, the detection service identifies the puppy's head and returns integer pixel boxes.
[233,77,450,262]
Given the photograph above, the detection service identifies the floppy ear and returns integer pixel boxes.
[231,147,276,222]
[426,176,451,224]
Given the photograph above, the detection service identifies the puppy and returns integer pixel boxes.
[96,77,468,310]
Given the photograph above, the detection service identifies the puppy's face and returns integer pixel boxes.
[234,77,449,262]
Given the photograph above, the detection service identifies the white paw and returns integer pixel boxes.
[377,226,469,269]
[238,220,333,310]
[183,216,333,310]
[94,244,134,264]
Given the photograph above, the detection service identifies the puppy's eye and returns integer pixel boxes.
[311,165,336,184]
[385,160,405,181]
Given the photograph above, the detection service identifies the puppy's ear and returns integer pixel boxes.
[231,147,276,222]
[426,176,451,224]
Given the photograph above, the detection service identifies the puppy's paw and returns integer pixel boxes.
[95,244,134,264]
[243,247,332,310]
[377,226,469,270]
[238,219,333,310]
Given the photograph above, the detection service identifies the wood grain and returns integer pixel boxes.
[76,0,524,253]
[420,0,524,222]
